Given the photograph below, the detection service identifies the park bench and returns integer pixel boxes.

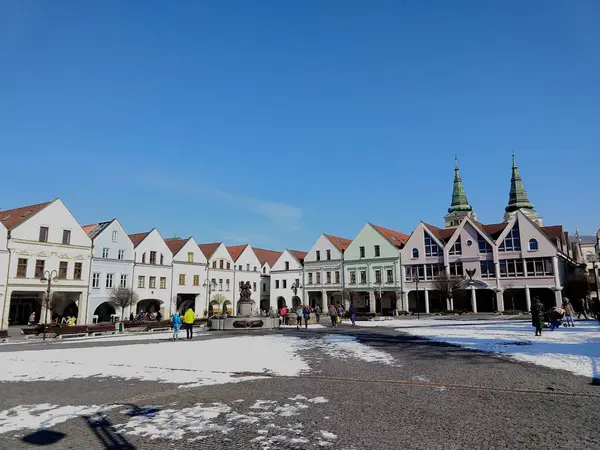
[87,323,117,336]
[21,327,41,337]
[51,325,89,339]
[0,330,8,342]
[146,321,171,332]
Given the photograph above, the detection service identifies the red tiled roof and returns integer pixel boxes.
[324,234,352,251]
[371,224,410,248]
[227,244,248,262]
[253,247,282,267]
[199,243,221,259]
[129,232,151,247]
[0,201,52,231]
[470,221,507,240]
[422,223,455,243]
[82,223,99,235]
[289,250,307,262]
[165,237,189,256]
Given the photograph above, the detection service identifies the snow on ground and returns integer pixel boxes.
[399,319,600,380]
[0,396,336,447]
[356,318,530,328]
[0,404,118,434]
[0,333,394,386]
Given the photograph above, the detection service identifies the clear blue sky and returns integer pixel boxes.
[1,0,599,251]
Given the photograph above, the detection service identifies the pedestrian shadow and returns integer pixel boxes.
[84,413,136,450]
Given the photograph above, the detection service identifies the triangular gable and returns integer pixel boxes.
[129,230,152,248]
[253,247,282,267]
[227,244,248,262]
[198,242,221,260]
[515,210,558,250]
[272,249,305,271]
[235,245,262,267]
[421,223,445,248]
[370,223,409,248]
[323,234,352,252]
[445,216,495,250]
[496,214,518,246]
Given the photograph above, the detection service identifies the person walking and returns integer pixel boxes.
[28,312,36,326]
[314,305,321,323]
[296,305,303,329]
[183,307,195,340]
[303,305,310,329]
[550,306,564,330]
[531,296,544,336]
[337,304,343,324]
[349,302,356,326]
[171,312,182,340]
[280,306,288,325]
[329,304,337,327]
[563,298,575,327]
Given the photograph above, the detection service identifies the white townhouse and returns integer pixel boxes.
[0,199,92,329]
[304,233,352,310]
[227,244,263,313]
[130,229,173,318]
[199,242,234,316]
[270,249,307,311]
[253,248,282,311]
[0,222,9,320]
[166,237,207,317]
[84,219,135,322]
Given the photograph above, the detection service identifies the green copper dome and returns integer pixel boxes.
[505,155,534,213]
[448,158,473,213]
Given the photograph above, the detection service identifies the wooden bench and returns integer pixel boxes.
[0,330,8,342]
[21,328,41,336]
[87,323,117,336]
[51,325,89,339]
[146,321,171,332]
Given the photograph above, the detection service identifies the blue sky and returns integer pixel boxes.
[1,1,599,251]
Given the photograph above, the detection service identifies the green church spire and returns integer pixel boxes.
[448,158,472,213]
[505,154,534,213]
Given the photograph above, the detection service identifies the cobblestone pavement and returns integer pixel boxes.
[1,326,599,449]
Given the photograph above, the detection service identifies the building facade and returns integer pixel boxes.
[253,248,282,311]
[228,245,263,314]
[401,158,583,314]
[0,222,8,321]
[270,250,307,310]
[304,234,352,309]
[200,243,234,316]
[84,219,135,322]
[0,200,92,328]
[130,229,173,317]
[343,224,408,314]
[166,237,207,317]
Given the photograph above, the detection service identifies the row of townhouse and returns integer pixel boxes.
[0,200,284,328]
[269,157,587,314]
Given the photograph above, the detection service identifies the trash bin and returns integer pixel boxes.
[116,322,124,333]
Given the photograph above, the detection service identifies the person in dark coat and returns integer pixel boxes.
[349,302,356,326]
[531,296,544,336]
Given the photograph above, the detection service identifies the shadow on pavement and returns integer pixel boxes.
[21,429,66,445]
[85,413,136,450]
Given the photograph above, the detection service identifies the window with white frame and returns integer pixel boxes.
[349,271,356,284]
[308,273,313,284]
[106,274,114,288]
[479,260,495,278]
[316,251,321,261]
[374,270,381,283]
[386,269,393,283]
[335,271,340,283]
[138,276,145,288]
[275,280,280,289]
[120,274,128,288]
[411,248,419,259]
[528,239,539,251]
[326,250,331,260]
[526,258,553,277]
[112,230,118,242]
[326,272,331,284]
[374,245,380,257]
[405,265,425,280]
[499,259,524,277]
[449,262,463,277]
[425,264,442,280]
[92,273,100,288]
[449,237,462,255]
[500,223,521,251]
[316,272,321,284]
[282,279,287,289]
[149,276,156,288]
[226,279,230,290]
[118,249,125,260]
[359,271,367,284]
[478,234,492,253]
[102,248,109,258]
[359,246,365,258]
[424,233,441,257]
[219,279,223,290]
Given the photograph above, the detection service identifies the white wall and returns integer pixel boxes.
[88,220,135,322]
[132,229,173,314]
[0,223,9,327]
[171,238,207,315]
[270,250,304,309]
[232,246,262,305]
[2,199,92,327]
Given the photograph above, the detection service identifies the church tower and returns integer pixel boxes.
[503,155,542,226]
[444,158,477,228]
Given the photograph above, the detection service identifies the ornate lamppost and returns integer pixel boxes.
[412,276,420,319]
[203,279,217,318]
[466,268,477,313]
[291,282,302,308]
[40,270,58,341]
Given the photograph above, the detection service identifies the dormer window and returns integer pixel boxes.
[528,238,539,251]
[316,250,321,261]
[285,261,290,271]
[262,267,266,274]
[424,232,441,257]
[326,250,331,260]
[449,237,462,256]
[412,248,419,258]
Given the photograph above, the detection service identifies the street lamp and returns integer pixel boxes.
[412,276,420,319]
[203,279,217,318]
[466,268,477,314]
[291,282,302,307]
[40,270,58,341]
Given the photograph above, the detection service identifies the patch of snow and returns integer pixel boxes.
[0,335,309,386]
[320,430,337,440]
[0,404,118,434]
[291,334,395,365]
[308,397,329,404]
[402,320,600,379]
[412,376,430,382]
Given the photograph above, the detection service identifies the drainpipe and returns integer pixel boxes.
[232,263,236,315]
[341,250,345,307]
[399,248,404,312]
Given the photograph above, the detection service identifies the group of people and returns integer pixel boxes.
[129,310,162,323]
[531,297,577,336]
[27,311,77,327]
[277,302,358,328]
[170,307,196,340]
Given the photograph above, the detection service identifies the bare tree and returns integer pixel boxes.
[433,272,464,311]
[109,288,139,320]
[211,293,227,314]
[565,270,592,315]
